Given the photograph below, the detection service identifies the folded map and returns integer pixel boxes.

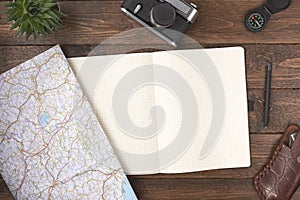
[0,45,137,199]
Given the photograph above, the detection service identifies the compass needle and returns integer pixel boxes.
[246,12,266,32]
[245,0,292,32]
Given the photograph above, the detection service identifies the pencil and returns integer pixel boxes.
[264,63,272,129]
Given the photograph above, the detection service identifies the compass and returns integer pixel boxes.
[245,0,292,32]
[245,11,268,32]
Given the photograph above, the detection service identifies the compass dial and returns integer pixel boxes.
[246,12,266,32]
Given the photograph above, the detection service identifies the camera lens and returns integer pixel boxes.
[150,3,176,27]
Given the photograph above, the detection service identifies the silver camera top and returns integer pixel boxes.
[121,0,198,46]
[161,0,198,23]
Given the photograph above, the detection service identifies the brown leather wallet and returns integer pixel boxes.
[254,125,300,200]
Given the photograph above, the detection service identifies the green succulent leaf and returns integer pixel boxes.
[6,10,22,22]
[43,3,57,8]
[4,0,66,40]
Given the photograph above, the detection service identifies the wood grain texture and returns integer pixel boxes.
[0,0,300,199]
[0,0,300,45]
[2,45,300,132]
[0,180,13,200]
[0,134,278,182]
[248,89,300,133]
[0,133,296,199]
[2,45,300,89]
[127,178,300,200]
[3,177,295,200]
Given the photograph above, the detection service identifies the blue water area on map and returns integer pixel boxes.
[123,178,138,200]
[39,112,51,127]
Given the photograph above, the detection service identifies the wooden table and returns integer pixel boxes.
[1,0,300,199]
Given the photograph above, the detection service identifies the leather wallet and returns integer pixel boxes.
[254,125,300,200]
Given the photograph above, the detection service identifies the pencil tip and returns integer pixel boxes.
[268,63,272,70]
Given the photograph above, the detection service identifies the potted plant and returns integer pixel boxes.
[4,0,65,40]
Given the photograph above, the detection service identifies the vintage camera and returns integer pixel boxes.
[121,0,198,46]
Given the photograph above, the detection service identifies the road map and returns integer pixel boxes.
[0,46,137,200]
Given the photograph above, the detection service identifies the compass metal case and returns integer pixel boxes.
[245,7,271,32]
[245,0,292,32]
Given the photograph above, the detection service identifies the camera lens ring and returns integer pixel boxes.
[150,3,176,28]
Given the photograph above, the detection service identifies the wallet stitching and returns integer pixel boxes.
[254,145,283,200]
[254,125,300,199]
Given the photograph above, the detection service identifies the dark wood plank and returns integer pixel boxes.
[0,178,258,200]
[0,88,297,191]
[0,179,13,200]
[248,89,300,133]
[128,178,258,199]
[2,46,300,132]
[1,176,300,199]
[246,45,300,89]
[128,178,300,200]
[0,45,93,74]
[0,133,285,180]
[0,46,300,182]
[1,45,300,89]
[0,0,300,45]
[0,0,299,198]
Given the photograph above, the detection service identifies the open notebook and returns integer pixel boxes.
[68,47,251,175]
[0,46,137,199]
